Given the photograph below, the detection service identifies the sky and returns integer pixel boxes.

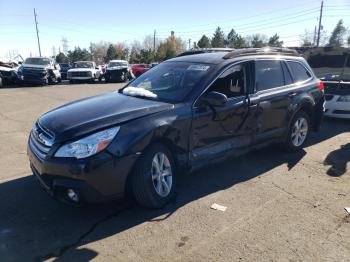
[0,0,349,60]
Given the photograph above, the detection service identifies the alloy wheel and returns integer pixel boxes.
[151,152,173,197]
[291,117,308,147]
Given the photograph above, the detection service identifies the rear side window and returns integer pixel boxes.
[287,61,312,83]
[255,60,284,91]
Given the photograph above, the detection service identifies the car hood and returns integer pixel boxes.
[23,64,51,69]
[68,68,94,72]
[107,66,128,70]
[38,92,174,142]
[0,66,15,72]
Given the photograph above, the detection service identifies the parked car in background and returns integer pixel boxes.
[0,61,19,85]
[131,64,150,77]
[17,57,61,85]
[105,60,133,82]
[59,63,71,80]
[0,72,3,87]
[150,62,159,68]
[67,61,102,84]
[305,47,350,119]
[27,48,324,208]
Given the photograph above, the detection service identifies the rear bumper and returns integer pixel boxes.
[324,95,350,119]
[28,142,138,204]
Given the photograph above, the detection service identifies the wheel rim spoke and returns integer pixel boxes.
[291,117,308,147]
[151,152,173,197]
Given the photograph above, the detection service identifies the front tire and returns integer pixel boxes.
[132,144,176,208]
[284,111,310,151]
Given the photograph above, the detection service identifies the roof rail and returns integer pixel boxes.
[223,47,300,59]
[177,48,234,57]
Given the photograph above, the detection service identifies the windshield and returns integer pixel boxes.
[60,63,70,69]
[109,62,127,67]
[122,61,212,102]
[73,62,93,68]
[24,58,50,65]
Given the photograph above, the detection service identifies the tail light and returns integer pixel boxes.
[317,81,324,92]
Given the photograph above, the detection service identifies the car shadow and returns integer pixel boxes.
[0,118,348,261]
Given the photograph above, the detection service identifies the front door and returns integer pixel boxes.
[191,62,258,166]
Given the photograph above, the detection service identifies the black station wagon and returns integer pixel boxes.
[27,48,324,208]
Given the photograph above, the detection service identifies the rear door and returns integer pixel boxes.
[191,61,258,165]
[251,59,295,143]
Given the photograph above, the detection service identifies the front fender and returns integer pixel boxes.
[107,105,191,166]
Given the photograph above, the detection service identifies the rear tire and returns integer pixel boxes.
[132,144,176,208]
[284,111,310,151]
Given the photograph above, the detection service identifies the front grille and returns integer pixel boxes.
[29,123,54,161]
[333,110,350,115]
[69,71,91,77]
[324,94,334,101]
[23,68,46,78]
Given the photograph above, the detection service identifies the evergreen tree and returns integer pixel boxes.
[211,27,225,47]
[226,29,247,48]
[55,52,68,63]
[328,20,346,47]
[197,35,211,48]
[268,34,283,47]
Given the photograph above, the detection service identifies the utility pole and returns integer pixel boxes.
[61,37,68,54]
[188,39,191,50]
[313,25,317,46]
[153,29,156,61]
[33,8,42,57]
[316,1,323,47]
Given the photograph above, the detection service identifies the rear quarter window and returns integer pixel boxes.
[287,61,312,83]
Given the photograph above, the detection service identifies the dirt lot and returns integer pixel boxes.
[0,83,349,262]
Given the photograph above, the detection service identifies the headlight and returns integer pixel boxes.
[337,95,350,102]
[17,66,23,75]
[55,127,120,159]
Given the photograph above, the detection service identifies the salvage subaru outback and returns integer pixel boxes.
[27,48,324,208]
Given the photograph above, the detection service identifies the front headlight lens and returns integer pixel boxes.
[337,95,350,102]
[55,127,120,159]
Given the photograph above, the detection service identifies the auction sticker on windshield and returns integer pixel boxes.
[187,65,210,71]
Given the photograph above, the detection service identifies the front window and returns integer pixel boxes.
[109,62,128,67]
[24,58,50,65]
[73,62,94,68]
[122,62,212,102]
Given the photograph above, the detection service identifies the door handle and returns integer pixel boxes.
[289,92,297,98]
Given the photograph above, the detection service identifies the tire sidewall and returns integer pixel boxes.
[133,144,177,208]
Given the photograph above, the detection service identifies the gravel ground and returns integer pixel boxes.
[0,82,349,262]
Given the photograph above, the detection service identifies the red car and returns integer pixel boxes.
[131,64,150,77]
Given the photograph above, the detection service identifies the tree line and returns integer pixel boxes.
[55,20,349,64]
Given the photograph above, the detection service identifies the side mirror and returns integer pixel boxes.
[201,91,228,107]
